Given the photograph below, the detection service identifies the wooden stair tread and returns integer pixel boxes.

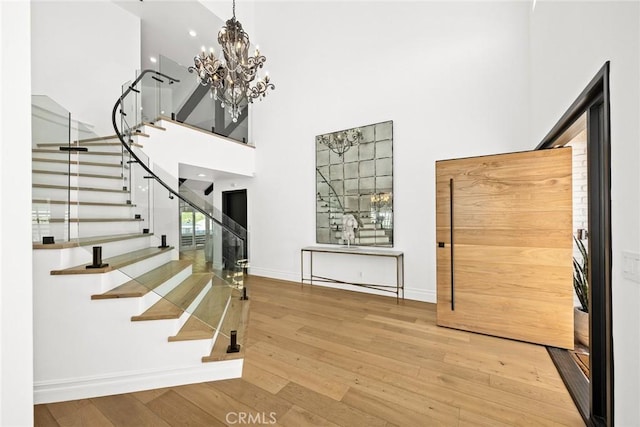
[127,130,150,138]
[169,278,233,342]
[202,288,250,362]
[33,232,152,249]
[32,169,122,179]
[91,260,191,299]
[38,142,143,148]
[47,218,143,223]
[76,135,120,143]
[51,246,174,275]
[131,273,213,321]
[33,199,135,207]
[31,158,121,167]
[33,184,128,193]
[32,149,122,156]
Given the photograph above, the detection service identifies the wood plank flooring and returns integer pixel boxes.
[34,273,583,426]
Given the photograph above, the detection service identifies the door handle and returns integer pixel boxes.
[438,242,445,248]
[450,178,455,311]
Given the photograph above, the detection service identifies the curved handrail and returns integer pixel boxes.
[112,69,246,243]
[316,167,344,212]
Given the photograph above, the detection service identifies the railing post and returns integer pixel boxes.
[158,234,169,248]
[226,330,240,353]
[86,246,109,269]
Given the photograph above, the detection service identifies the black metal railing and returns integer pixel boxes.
[112,69,247,248]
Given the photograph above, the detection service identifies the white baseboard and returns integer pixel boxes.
[249,266,300,283]
[404,288,436,303]
[250,266,436,303]
[34,359,243,404]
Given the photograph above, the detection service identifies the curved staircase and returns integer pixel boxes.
[32,100,249,403]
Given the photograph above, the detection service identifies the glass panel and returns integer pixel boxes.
[63,68,251,355]
[181,210,195,249]
[316,120,394,247]
[31,96,78,244]
[152,54,249,144]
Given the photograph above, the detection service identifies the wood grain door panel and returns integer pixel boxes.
[436,148,574,349]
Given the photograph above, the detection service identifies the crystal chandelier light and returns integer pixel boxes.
[189,0,274,123]
[316,128,363,157]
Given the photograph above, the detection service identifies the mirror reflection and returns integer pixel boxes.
[316,120,393,247]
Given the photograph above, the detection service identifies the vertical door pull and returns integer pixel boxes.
[450,178,455,311]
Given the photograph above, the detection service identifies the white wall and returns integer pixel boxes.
[31,1,140,135]
[200,0,256,38]
[249,1,531,300]
[0,1,34,425]
[530,1,640,423]
[143,120,256,180]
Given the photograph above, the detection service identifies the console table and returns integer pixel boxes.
[300,246,404,302]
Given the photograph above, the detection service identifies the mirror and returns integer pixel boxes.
[316,120,393,247]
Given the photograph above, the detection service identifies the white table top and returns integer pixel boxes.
[301,245,403,257]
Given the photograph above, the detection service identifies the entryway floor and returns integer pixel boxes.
[571,342,590,379]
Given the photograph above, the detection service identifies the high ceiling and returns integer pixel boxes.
[115,1,251,184]
[115,1,225,70]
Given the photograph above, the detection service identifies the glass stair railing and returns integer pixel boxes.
[114,69,250,358]
[32,71,250,362]
[32,95,114,245]
[129,54,249,144]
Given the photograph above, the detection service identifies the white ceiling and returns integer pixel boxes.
[115,0,227,70]
[178,162,247,183]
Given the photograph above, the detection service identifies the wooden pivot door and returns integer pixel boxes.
[436,148,574,349]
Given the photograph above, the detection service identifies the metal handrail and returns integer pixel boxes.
[111,69,246,243]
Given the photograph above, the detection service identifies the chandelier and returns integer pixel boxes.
[316,128,362,157]
[188,0,274,123]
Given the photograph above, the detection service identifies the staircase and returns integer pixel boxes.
[32,97,250,404]
[336,222,391,245]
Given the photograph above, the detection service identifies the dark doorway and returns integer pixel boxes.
[222,189,248,261]
[536,62,612,427]
[222,189,247,229]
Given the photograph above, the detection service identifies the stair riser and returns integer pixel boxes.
[361,224,382,230]
[33,221,144,240]
[33,187,130,204]
[32,202,137,219]
[352,237,390,244]
[119,249,177,280]
[37,144,125,154]
[359,230,386,237]
[94,236,157,259]
[33,221,142,239]
[32,173,125,189]
[32,151,125,164]
[139,266,194,310]
[32,160,125,176]
[180,282,213,329]
[32,222,73,244]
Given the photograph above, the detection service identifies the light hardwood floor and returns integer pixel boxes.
[34,274,584,426]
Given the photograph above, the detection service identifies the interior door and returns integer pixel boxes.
[436,147,574,349]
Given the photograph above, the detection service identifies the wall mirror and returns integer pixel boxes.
[316,120,393,247]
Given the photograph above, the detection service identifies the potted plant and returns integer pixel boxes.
[573,236,589,347]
